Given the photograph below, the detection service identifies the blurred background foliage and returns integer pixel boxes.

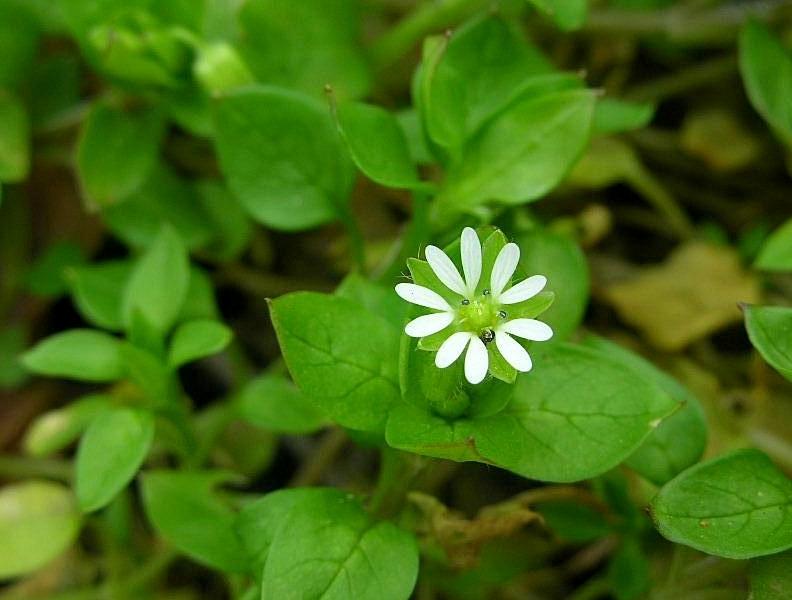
[1,0,792,598]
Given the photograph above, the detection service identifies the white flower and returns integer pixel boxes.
[395,227,553,385]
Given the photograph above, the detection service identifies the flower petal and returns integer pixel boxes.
[490,243,520,298]
[502,318,554,341]
[461,227,482,295]
[435,332,473,368]
[425,245,467,296]
[395,283,452,311]
[464,336,489,384]
[495,331,533,372]
[499,275,547,305]
[404,312,454,338]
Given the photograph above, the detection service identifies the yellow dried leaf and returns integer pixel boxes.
[604,242,761,351]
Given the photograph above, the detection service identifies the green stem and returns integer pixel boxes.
[627,165,696,240]
[340,207,368,274]
[288,427,349,487]
[370,0,486,70]
[568,577,611,600]
[375,190,430,283]
[747,428,792,473]
[624,55,736,103]
[0,455,72,482]
[369,448,426,518]
[585,1,792,41]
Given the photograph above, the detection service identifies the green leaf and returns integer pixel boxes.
[82,11,191,89]
[608,537,650,600]
[235,374,327,435]
[334,101,423,190]
[396,109,433,165]
[583,336,707,485]
[23,394,111,457]
[751,550,792,600]
[30,55,80,127]
[25,241,85,297]
[270,292,401,432]
[123,225,189,336]
[119,342,176,406]
[481,344,676,482]
[21,329,124,382]
[67,260,133,331]
[421,14,565,151]
[515,228,589,341]
[335,272,407,330]
[237,0,370,99]
[434,90,595,219]
[0,90,30,182]
[0,1,39,89]
[0,324,28,389]
[755,217,792,271]
[592,98,655,136]
[744,305,792,382]
[141,470,250,573]
[214,86,354,231]
[103,165,214,250]
[261,489,419,600]
[0,480,81,580]
[651,449,792,559]
[528,0,588,30]
[539,501,611,542]
[76,407,154,512]
[178,266,219,322]
[195,180,252,261]
[76,101,165,206]
[389,343,676,482]
[193,41,254,94]
[168,319,232,368]
[739,21,792,145]
[235,487,336,577]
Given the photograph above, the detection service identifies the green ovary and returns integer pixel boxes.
[456,296,501,335]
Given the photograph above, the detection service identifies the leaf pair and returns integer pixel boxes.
[271,276,683,483]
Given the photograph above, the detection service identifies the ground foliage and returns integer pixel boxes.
[2,0,792,599]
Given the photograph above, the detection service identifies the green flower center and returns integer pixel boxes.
[456,294,504,336]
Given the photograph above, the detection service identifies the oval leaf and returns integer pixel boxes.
[76,407,155,512]
[67,260,132,331]
[388,343,677,483]
[0,480,81,580]
[583,335,707,485]
[739,21,792,145]
[21,329,123,382]
[262,489,419,600]
[744,305,792,382]
[269,292,400,432]
[141,470,250,573]
[123,224,189,336]
[214,86,354,231]
[334,101,423,189]
[651,449,792,559]
[168,319,232,368]
[235,374,326,434]
[435,89,595,219]
[76,101,164,206]
[24,394,111,457]
[755,218,792,272]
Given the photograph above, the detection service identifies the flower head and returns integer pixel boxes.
[395,228,553,385]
